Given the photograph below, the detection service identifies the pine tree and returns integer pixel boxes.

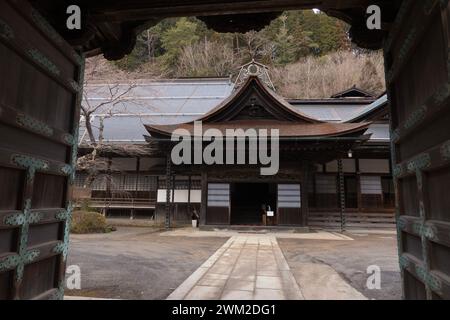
[273,15,296,64]
[160,18,201,71]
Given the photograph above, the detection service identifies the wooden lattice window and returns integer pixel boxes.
[137,175,157,191]
[360,175,383,209]
[314,174,338,209]
[207,183,230,207]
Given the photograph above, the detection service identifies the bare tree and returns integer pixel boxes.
[81,83,136,145]
[271,50,385,98]
[145,30,157,62]
[77,63,151,190]
[177,39,239,77]
[239,31,269,61]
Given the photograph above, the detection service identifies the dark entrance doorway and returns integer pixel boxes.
[230,183,276,225]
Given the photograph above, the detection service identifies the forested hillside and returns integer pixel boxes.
[86,10,385,98]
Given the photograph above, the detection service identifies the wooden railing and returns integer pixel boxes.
[75,197,156,209]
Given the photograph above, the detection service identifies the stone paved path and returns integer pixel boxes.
[167,235,304,300]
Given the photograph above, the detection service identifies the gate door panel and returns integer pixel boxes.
[385,1,450,299]
[0,0,83,299]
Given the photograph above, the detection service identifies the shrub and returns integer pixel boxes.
[70,211,116,234]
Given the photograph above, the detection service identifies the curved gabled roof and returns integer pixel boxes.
[198,76,322,123]
[144,76,372,139]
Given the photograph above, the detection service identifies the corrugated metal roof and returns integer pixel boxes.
[291,105,365,122]
[365,123,390,142]
[290,95,388,123]
[79,78,234,144]
[343,94,388,122]
[79,80,389,145]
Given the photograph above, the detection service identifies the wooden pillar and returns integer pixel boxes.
[337,159,346,232]
[301,162,310,227]
[135,157,140,192]
[154,176,159,221]
[165,155,172,229]
[106,157,112,197]
[200,171,208,226]
[379,177,385,209]
[187,175,192,218]
[355,158,362,212]
[312,169,317,209]
[172,174,175,221]
[131,157,140,220]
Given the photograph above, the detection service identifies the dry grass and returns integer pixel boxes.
[176,41,240,77]
[84,56,168,82]
[271,50,385,98]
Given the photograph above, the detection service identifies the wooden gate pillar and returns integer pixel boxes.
[385,1,450,299]
[0,0,84,299]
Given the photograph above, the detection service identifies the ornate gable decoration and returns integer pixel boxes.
[199,76,321,123]
[232,94,278,121]
[234,60,275,91]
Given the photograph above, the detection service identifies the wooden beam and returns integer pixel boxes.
[165,155,172,229]
[356,158,362,212]
[338,159,346,232]
[187,175,192,220]
[87,0,320,21]
[200,171,208,226]
[301,162,310,227]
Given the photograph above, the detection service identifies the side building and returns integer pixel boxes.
[75,78,234,220]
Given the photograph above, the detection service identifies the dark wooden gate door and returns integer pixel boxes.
[0,0,83,299]
[385,0,450,299]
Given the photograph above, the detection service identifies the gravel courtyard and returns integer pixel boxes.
[278,232,401,300]
[66,227,227,299]
[66,227,401,300]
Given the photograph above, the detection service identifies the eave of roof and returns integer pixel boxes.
[344,94,388,122]
[144,120,371,139]
[84,77,233,86]
[330,87,375,98]
[288,98,376,105]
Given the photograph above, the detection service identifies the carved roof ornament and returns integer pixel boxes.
[234,60,275,92]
